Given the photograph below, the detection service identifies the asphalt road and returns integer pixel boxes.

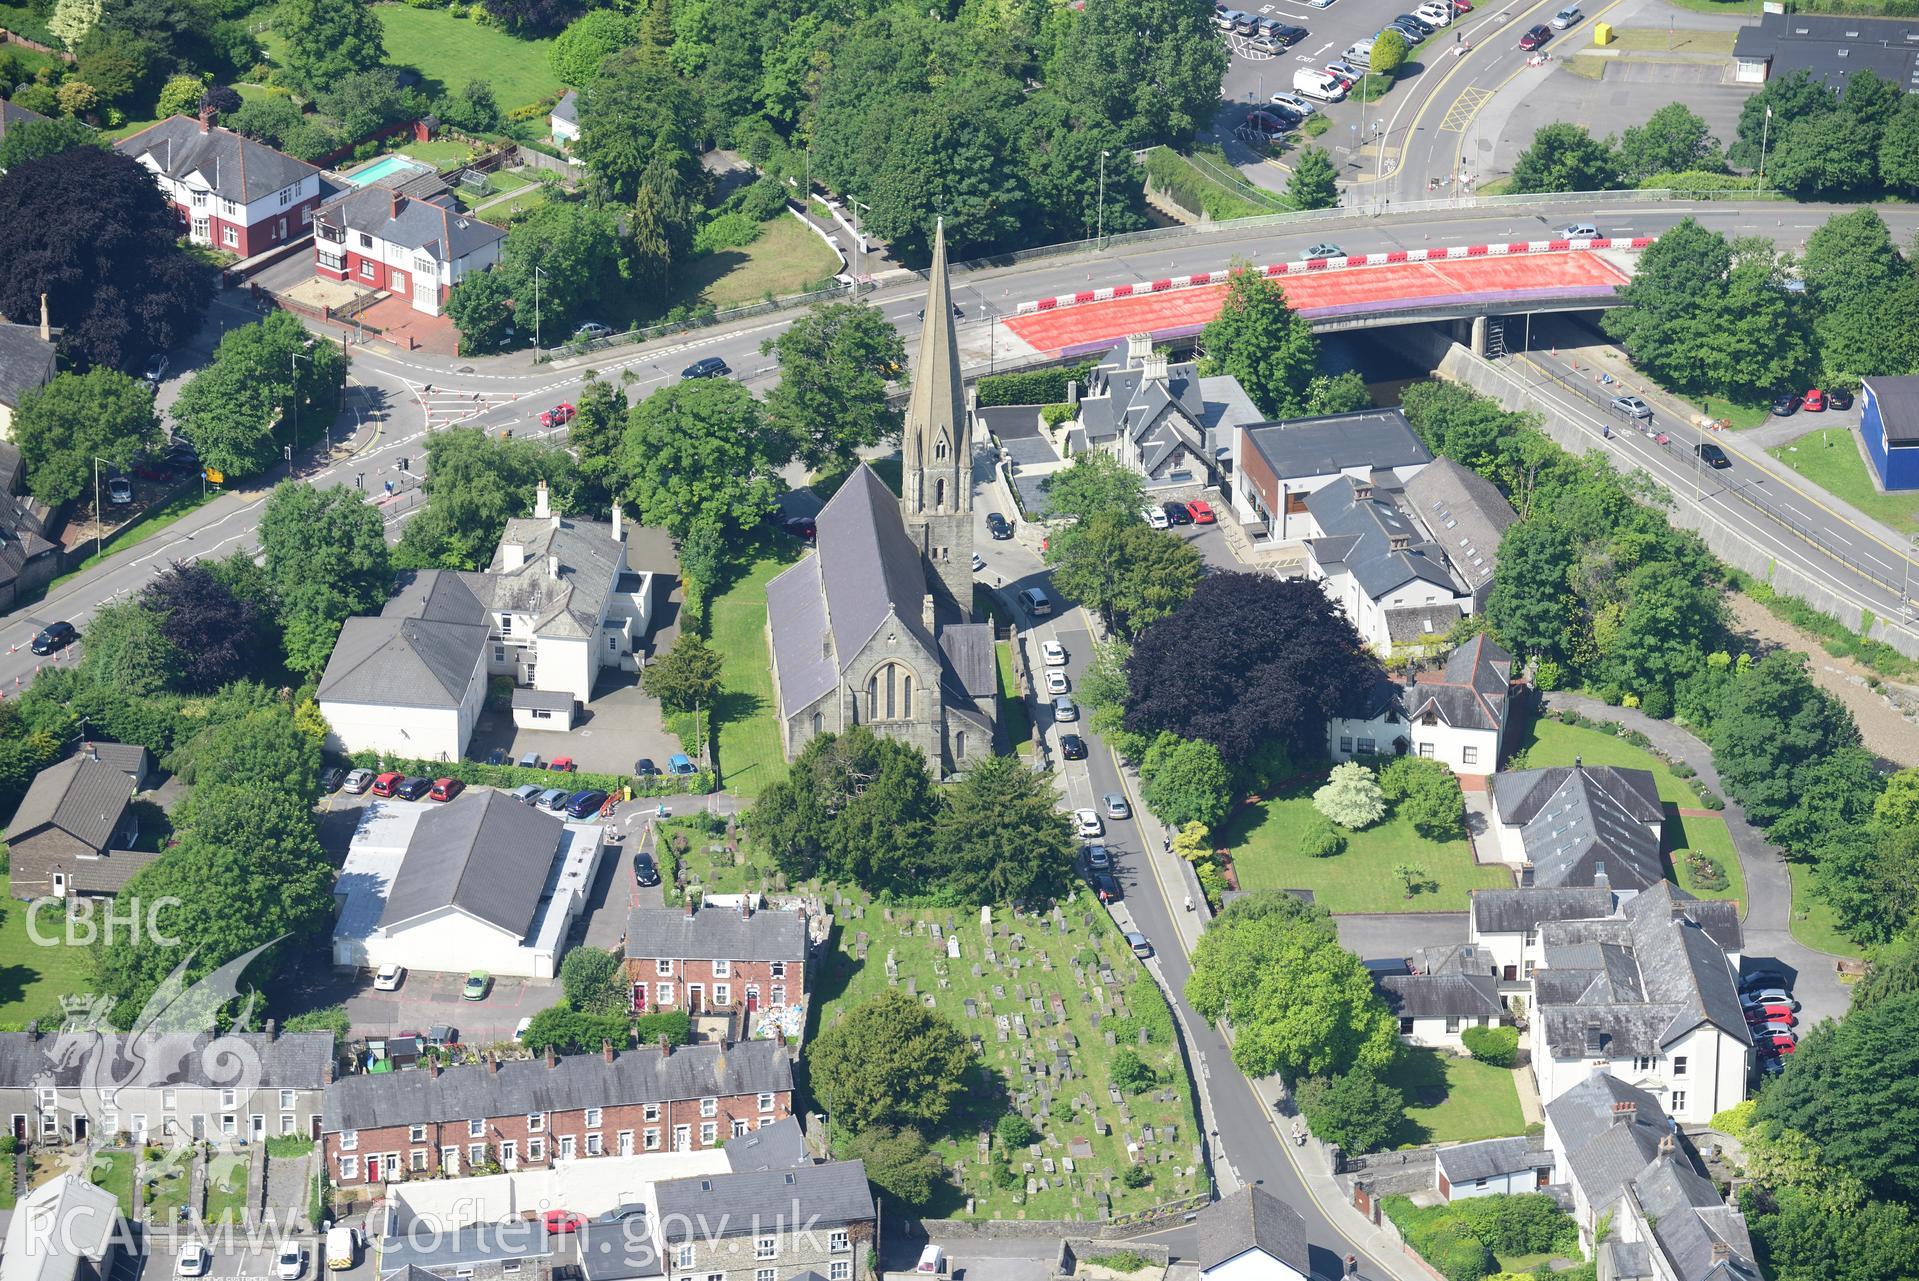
[9,199,1918,695]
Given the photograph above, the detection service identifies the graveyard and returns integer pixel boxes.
[814,890,1211,1221]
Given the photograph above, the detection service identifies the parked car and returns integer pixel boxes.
[1269,92,1316,118]
[1018,587,1053,617]
[513,783,544,804]
[462,971,492,1001]
[425,1025,458,1049]
[1771,391,1801,416]
[133,457,174,482]
[781,515,817,542]
[574,322,613,340]
[549,757,576,772]
[682,356,730,379]
[634,854,661,886]
[1695,442,1731,469]
[668,753,697,775]
[1074,808,1103,838]
[373,964,405,992]
[1305,242,1344,258]
[543,1211,586,1235]
[427,777,463,802]
[518,751,542,769]
[321,766,347,793]
[1759,1033,1797,1055]
[176,1244,211,1278]
[1213,8,1241,29]
[1188,498,1217,524]
[1519,23,1551,48]
[1102,792,1131,820]
[1085,843,1111,870]
[1045,669,1070,695]
[566,789,610,818]
[1388,18,1428,41]
[597,1204,648,1224]
[1092,867,1122,901]
[343,768,374,795]
[1741,969,1792,990]
[539,403,576,428]
[1142,505,1171,530]
[1042,640,1068,666]
[1742,988,1798,1011]
[1060,733,1088,760]
[1414,1,1453,25]
[539,786,570,810]
[486,748,509,766]
[142,353,170,387]
[1827,386,1854,410]
[1550,3,1580,26]
[916,1247,947,1277]
[1162,500,1193,526]
[395,776,431,801]
[971,551,986,572]
[1052,695,1079,722]
[276,1242,306,1281]
[106,475,134,505]
[29,621,76,655]
[371,771,403,798]
[1803,387,1826,412]
[1610,393,1652,420]
[514,1016,534,1043]
[1392,13,1435,36]
[986,512,1013,540]
[1451,0,1473,10]
[1125,930,1153,959]
[634,758,660,776]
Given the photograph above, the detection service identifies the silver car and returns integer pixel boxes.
[1610,394,1652,421]
[1052,696,1079,722]
[1102,792,1131,820]
[1550,4,1581,26]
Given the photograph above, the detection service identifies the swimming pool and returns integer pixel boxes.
[347,154,428,187]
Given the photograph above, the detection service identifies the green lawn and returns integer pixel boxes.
[86,1152,135,1217]
[708,546,803,798]
[478,185,552,223]
[1515,718,1701,804]
[1598,26,1737,52]
[669,215,843,313]
[203,1150,250,1225]
[816,892,1208,1219]
[144,1151,192,1224]
[0,873,93,1027]
[373,6,562,110]
[1770,430,1919,533]
[997,641,1033,756]
[1222,783,1509,912]
[1785,858,1863,958]
[1385,1050,1526,1146]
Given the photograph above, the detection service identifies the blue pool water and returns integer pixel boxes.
[348,155,427,187]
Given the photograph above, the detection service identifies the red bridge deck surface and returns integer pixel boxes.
[1004,252,1630,355]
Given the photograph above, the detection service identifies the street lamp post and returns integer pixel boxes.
[1758,106,1772,192]
[1096,150,1111,248]
[531,265,547,353]
[849,199,871,287]
[91,455,113,559]
[289,348,314,476]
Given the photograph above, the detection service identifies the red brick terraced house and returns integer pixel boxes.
[320,1038,794,1187]
[115,107,322,257]
[313,187,505,317]
[624,903,809,1029]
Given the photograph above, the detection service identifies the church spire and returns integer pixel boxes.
[902,219,966,514]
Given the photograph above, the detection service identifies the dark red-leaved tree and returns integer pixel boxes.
[0,146,211,374]
[1124,573,1383,765]
[141,561,265,692]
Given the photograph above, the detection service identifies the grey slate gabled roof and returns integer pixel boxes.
[1496,764,1664,892]
[1402,457,1517,594]
[379,789,564,937]
[1197,1185,1310,1275]
[578,1224,662,1281]
[0,98,50,145]
[723,1116,812,1170]
[1385,603,1462,645]
[324,1039,793,1132]
[115,115,318,205]
[317,187,505,265]
[484,510,628,639]
[317,571,488,709]
[3,755,139,851]
[0,1030,334,1089]
[765,554,837,711]
[1434,1136,1546,1185]
[1241,408,1430,481]
[1404,633,1513,732]
[1306,476,1461,601]
[624,904,808,963]
[1493,765,1662,829]
[1377,973,1503,1021]
[1546,1073,1673,1206]
[938,623,997,701]
[4,1174,122,1281]
[654,1159,874,1243]
[1472,886,1615,935]
[0,321,58,410]
[551,90,579,125]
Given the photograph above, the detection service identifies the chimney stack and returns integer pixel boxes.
[391,190,406,219]
[85,742,97,761]
[428,1056,440,1078]
[1389,533,1410,552]
[1611,1100,1636,1125]
[199,101,215,132]
[611,503,623,544]
[1658,1133,1676,1159]
[503,543,525,572]
[548,554,560,580]
[487,1053,499,1075]
[1354,482,1374,502]
[1710,1243,1732,1264]
[265,1018,277,1040]
[740,897,751,920]
[658,1034,671,1057]
[545,1044,558,1069]
[38,295,50,344]
[602,1039,615,1064]
[685,897,696,919]
[1126,333,1151,364]
[1141,352,1168,383]
[534,479,551,520]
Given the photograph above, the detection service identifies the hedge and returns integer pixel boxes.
[1383,1198,1497,1281]
[1447,1193,1578,1255]
[975,362,1096,408]
[343,750,716,797]
[1461,1025,1519,1068]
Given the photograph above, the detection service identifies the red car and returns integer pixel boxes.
[1744,1001,1794,1024]
[428,777,463,802]
[1759,1033,1796,1055]
[539,403,576,428]
[549,756,576,773]
[371,771,403,798]
[543,1211,586,1235]
[1451,0,1472,9]
[1519,23,1550,48]
[1803,388,1825,412]
[1187,498,1217,524]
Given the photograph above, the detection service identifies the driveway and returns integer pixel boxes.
[345,969,559,1046]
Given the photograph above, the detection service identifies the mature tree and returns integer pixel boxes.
[1401,380,1522,476]
[1185,891,1401,1082]
[762,303,908,473]
[48,0,103,50]
[1600,558,1727,711]
[258,482,391,678]
[1368,27,1408,78]
[394,430,579,571]
[316,69,421,150]
[0,115,101,170]
[167,705,322,801]
[574,47,705,205]
[77,601,179,697]
[1745,1184,1919,1281]
[807,990,972,1132]
[276,0,387,94]
[933,756,1078,905]
[620,380,789,543]
[1485,518,1580,662]
[12,369,162,506]
[843,1125,947,1209]
[1139,733,1232,832]
[1709,651,1861,828]
[1380,756,1466,842]
[155,73,207,120]
[1874,768,1919,830]
[1313,761,1386,830]
[171,311,345,480]
[496,202,633,347]
[1730,70,1837,170]
[1881,94,1919,197]
[748,727,941,893]
[1602,218,1733,397]
[568,373,629,509]
[550,10,631,85]
[1297,1069,1403,1153]
[1766,745,1881,858]
[0,147,209,374]
[559,947,629,1016]
[519,1006,631,1055]
[1769,111,1877,197]
[1510,123,1624,195]
[1305,370,1371,415]
[1853,931,1919,1011]
[1815,821,1919,946]
[1045,512,1202,638]
[483,0,583,36]
[1801,209,1907,311]
[1286,147,1338,210]
[1125,573,1382,766]
[1048,0,1226,146]
[1754,990,1919,1202]
[444,265,519,358]
[1197,269,1320,418]
[1618,103,1721,181]
[642,635,723,717]
[1041,452,1146,525]
[140,562,264,692]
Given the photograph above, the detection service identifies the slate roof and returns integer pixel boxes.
[1405,634,1514,732]
[1378,972,1503,1020]
[551,90,579,125]
[324,1039,793,1131]
[1493,764,1665,892]
[317,571,488,709]
[0,321,58,410]
[654,1160,874,1242]
[1546,1073,1673,1207]
[765,554,837,710]
[624,904,808,963]
[3,756,140,851]
[1866,375,1919,446]
[1403,457,1516,594]
[115,115,318,205]
[938,623,997,701]
[70,742,152,784]
[1731,11,1919,95]
[3,1174,121,1281]
[0,488,56,592]
[723,1116,812,1170]
[1196,1185,1311,1275]
[484,508,630,639]
[379,789,565,938]
[1434,1136,1547,1186]
[1241,408,1431,481]
[1385,603,1463,645]
[1472,886,1615,935]
[0,98,50,146]
[511,687,575,712]
[578,1224,662,1281]
[0,1030,334,1089]
[1307,475,1462,600]
[63,850,160,896]
[316,187,504,265]
[1331,667,1406,721]
[1196,376,1263,453]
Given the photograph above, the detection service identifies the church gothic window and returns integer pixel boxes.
[867,663,914,721]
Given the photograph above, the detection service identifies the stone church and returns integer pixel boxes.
[766,220,998,773]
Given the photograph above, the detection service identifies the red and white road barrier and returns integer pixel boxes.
[1014,236,1657,315]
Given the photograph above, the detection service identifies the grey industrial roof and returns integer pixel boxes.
[1377,973,1503,1020]
[317,572,488,709]
[1472,886,1615,934]
[325,1039,793,1132]
[1496,764,1665,892]
[654,1159,874,1242]
[115,115,318,205]
[1732,11,1919,95]
[551,90,579,125]
[1241,408,1430,481]
[578,1225,661,1281]
[624,904,808,963]
[1402,457,1516,593]
[379,789,565,937]
[1307,476,1461,601]
[3,1174,121,1281]
[317,187,505,265]
[485,509,631,639]
[1404,634,1513,732]
[0,321,57,410]
[1867,375,1919,446]
[3,755,140,851]
[0,1030,334,1089]
[1434,1136,1546,1185]
[723,1117,812,1170]
[1196,1185,1310,1275]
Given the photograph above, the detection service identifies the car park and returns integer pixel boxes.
[321,766,347,793]
[1188,498,1216,523]
[1102,792,1131,819]
[177,1244,211,1277]
[1695,442,1730,469]
[1414,1,1452,23]
[1045,669,1070,695]
[1267,21,1308,43]
[539,786,570,810]
[566,789,610,818]
[395,776,431,801]
[986,512,1013,540]
[1074,808,1103,838]
[668,753,697,775]
[107,475,134,505]
[1125,931,1153,959]
[1392,13,1435,35]
[1741,969,1791,990]
[1771,391,1801,416]
[539,403,576,428]
[1053,695,1078,721]
[487,748,509,766]
[1759,1033,1796,1055]
[1213,8,1240,29]
[634,854,661,886]
[1827,387,1854,410]
[1293,68,1345,101]
[1742,988,1798,1011]
[1305,242,1343,259]
[1550,4,1580,26]
[373,964,405,992]
[1142,505,1171,529]
[277,1242,306,1281]
[1610,394,1652,420]
[29,621,76,655]
[429,777,464,802]
[1060,733,1088,760]
[513,783,544,804]
[1019,587,1053,617]
[1756,1054,1785,1077]
[1803,387,1826,412]
[1269,92,1316,118]
[682,356,730,379]
[463,972,492,1001]
[1042,639,1067,666]
[1085,844,1111,870]
[343,768,374,794]
[1232,11,1259,34]
[371,771,403,798]
[1519,23,1551,47]
[1162,500,1193,526]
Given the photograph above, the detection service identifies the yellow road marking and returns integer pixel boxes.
[1438,86,1493,132]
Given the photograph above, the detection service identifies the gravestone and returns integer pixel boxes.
[1068,1137,1093,1159]
[964,998,978,1019]
[947,937,960,959]
[994,985,1006,1000]
[905,976,917,996]
[972,964,983,978]
[885,950,898,982]
[1105,1031,1117,1047]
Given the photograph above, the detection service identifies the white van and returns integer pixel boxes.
[325,1228,358,1272]
[1018,587,1053,617]
[1294,68,1347,101]
[1343,37,1375,64]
